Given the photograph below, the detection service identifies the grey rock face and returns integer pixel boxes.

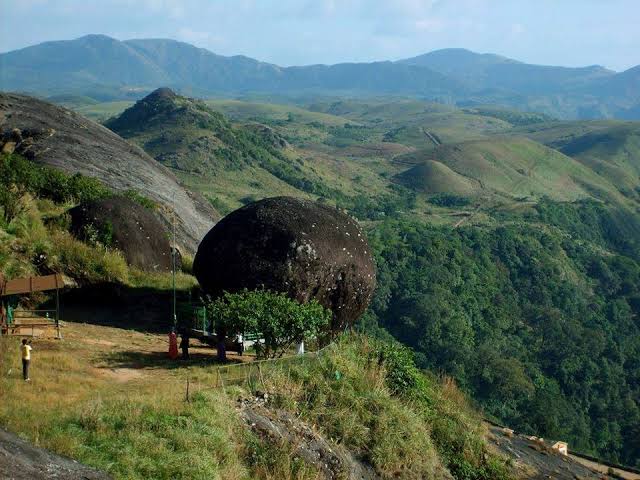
[0,92,218,253]
[0,427,111,480]
[193,196,376,331]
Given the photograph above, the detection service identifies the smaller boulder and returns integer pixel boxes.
[69,196,173,271]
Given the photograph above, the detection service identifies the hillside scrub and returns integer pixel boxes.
[0,153,188,288]
[261,335,512,480]
[364,210,640,467]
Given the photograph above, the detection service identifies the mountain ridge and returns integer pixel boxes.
[2,35,638,119]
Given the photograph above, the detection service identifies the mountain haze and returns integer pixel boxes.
[1,35,639,119]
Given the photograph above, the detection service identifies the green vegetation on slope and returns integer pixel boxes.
[40,92,640,468]
[394,137,623,203]
[104,89,345,204]
[559,124,640,198]
[264,336,512,479]
[0,153,193,288]
[362,204,640,466]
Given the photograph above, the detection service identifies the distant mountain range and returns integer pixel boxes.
[1,34,639,119]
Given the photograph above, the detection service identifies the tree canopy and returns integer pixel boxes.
[361,201,640,466]
[206,290,331,358]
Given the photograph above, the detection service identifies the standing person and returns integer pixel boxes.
[21,339,32,381]
[168,330,178,360]
[179,333,190,360]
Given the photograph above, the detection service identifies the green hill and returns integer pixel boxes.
[103,88,378,213]
[513,121,640,198]
[394,137,620,202]
[105,88,293,174]
[559,124,640,196]
[395,160,479,195]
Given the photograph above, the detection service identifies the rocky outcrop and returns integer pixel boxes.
[239,394,380,480]
[0,428,111,480]
[0,93,218,253]
[193,197,376,331]
[69,196,173,271]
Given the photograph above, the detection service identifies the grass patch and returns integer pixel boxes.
[260,335,513,480]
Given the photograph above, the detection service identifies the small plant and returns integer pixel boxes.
[122,189,156,209]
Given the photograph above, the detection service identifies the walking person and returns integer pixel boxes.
[21,339,32,381]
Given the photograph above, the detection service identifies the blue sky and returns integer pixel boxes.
[1,0,638,71]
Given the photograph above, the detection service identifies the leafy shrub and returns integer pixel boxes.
[206,195,232,215]
[374,341,425,397]
[427,193,471,207]
[206,290,331,358]
[0,154,111,217]
[122,189,156,209]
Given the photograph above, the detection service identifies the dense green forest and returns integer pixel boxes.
[362,200,640,466]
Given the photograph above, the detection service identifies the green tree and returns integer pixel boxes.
[206,290,331,359]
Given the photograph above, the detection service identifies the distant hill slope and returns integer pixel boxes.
[105,87,291,173]
[2,35,639,119]
[395,159,479,195]
[103,88,365,213]
[394,137,622,202]
[399,48,613,95]
[559,124,640,196]
[512,121,640,197]
[0,92,217,252]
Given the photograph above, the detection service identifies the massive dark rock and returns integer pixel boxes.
[193,197,376,331]
[69,196,173,272]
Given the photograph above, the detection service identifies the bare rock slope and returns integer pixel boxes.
[0,428,110,480]
[0,92,218,253]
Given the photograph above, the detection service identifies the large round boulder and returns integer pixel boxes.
[193,196,376,331]
[69,196,173,271]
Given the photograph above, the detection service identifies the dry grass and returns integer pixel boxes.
[0,323,245,479]
[0,321,330,479]
[0,324,511,480]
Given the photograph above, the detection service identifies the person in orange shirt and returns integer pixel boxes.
[21,339,32,381]
[168,331,178,360]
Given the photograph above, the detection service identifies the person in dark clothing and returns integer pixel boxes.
[179,334,190,360]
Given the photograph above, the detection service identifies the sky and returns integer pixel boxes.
[0,0,638,71]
